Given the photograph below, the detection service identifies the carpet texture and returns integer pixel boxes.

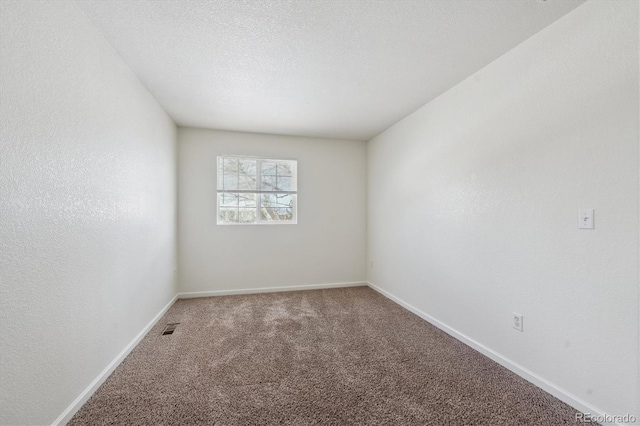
[69,287,582,425]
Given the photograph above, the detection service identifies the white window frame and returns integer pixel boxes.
[216,155,298,225]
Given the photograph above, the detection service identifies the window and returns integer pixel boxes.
[217,156,297,225]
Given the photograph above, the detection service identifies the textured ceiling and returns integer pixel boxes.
[75,0,585,141]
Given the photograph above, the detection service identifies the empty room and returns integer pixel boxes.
[1,0,638,425]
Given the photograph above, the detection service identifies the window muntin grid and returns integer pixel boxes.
[217,156,297,225]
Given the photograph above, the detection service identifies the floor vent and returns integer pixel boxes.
[162,323,180,335]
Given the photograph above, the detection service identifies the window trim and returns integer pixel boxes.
[216,155,298,225]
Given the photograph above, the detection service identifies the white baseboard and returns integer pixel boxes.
[55,282,613,425]
[52,281,364,425]
[52,295,178,426]
[366,281,622,425]
[177,281,367,299]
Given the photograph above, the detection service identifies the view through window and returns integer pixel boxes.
[217,156,297,225]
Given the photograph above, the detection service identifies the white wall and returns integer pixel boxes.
[0,1,177,424]
[178,128,366,293]
[368,0,639,420]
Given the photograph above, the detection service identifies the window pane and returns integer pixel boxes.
[261,162,277,175]
[238,193,256,208]
[220,193,238,207]
[219,208,238,223]
[223,157,238,172]
[261,193,275,207]
[223,173,238,191]
[261,175,277,191]
[260,206,294,222]
[274,194,292,208]
[238,159,257,190]
[260,193,274,221]
[222,158,239,190]
[238,209,256,224]
[217,157,224,190]
[239,158,256,175]
[260,193,294,222]
[276,176,292,191]
[275,207,293,220]
[277,163,292,176]
[260,206,275,221]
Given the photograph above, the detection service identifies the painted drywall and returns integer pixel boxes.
[0,1,177,424]
[368,0,639,420]
[178,128,366,293]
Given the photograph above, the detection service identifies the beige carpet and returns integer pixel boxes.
[69,287,582,425]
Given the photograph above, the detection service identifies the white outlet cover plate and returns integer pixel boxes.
[578,209,594,229]
[513,313,524,332]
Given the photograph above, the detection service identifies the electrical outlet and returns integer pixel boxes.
[370,261,374,269]
[513,313,523,332]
